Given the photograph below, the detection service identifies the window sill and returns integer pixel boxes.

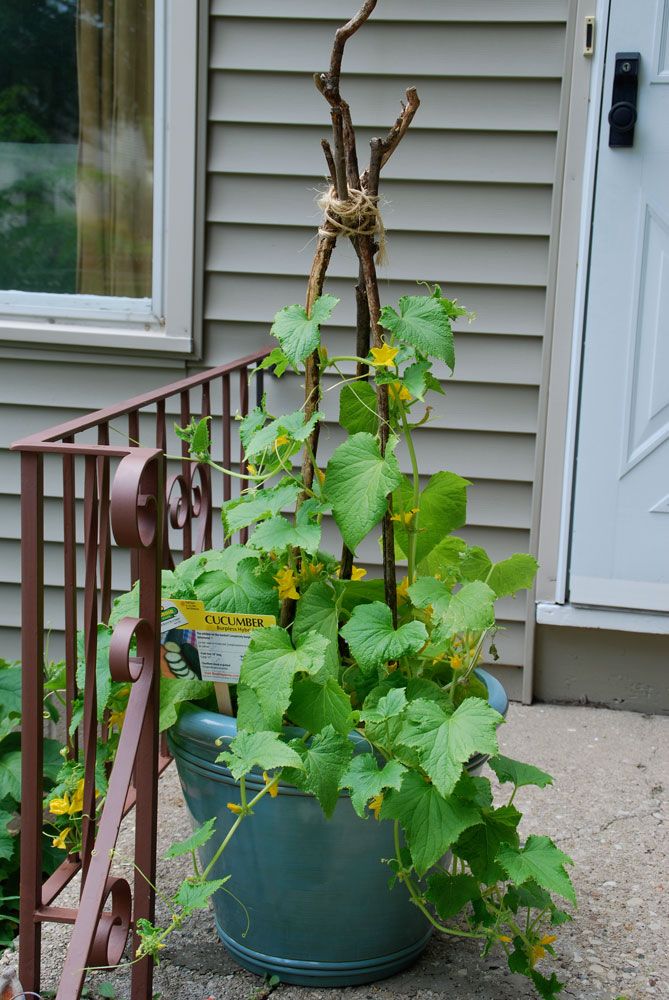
[536,601,669,634]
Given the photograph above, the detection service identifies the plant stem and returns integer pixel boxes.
[399,403,420,584]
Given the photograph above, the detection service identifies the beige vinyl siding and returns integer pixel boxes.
[202,1,570,698]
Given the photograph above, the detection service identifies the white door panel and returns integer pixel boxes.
[570,0,669,612]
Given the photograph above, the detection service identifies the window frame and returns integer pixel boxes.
[0,0,201,356]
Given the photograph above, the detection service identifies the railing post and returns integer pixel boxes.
[18,452,45,993]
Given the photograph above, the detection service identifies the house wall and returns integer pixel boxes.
[1,0,572,702]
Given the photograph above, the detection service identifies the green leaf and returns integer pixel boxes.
[222,482,302,535]
[432,581,496,641]
[340,602,428,674]
[244,409,323,461]
[256,346,293,378]
[381,771,480,875]
[324,432,403,552]
[425,871,481,919]
[496,835,576,905]
[76,625,112,723]
[0,663,21,719]
[175,877,230,914]
[379,294,455,370]
[453,804,521,883]
[217,730,304,780]
[249,510,321,556]
[417,535,467,580]
[164,817,217,859]
[239,627,328,731]
[270,294,339,366]
[195,560,279,617]
[287,725,353,818]
[175,416,211,463]
[393,472,469,565]
[401,359,444,402]
[176,545,258,589]
[288,677,354,736]
[98,982,117,999]
[339,382,378,436]
[489,755,553,790]
[0,751,21,802]
[459,546,493,583]
[488,553,539,598]
[407,576,450,614]
[0,810,15,863]
[339,754,406,818]
[159,677,213,733]
[398,697,501,798]
[529,970,566,1000]
[292,582,341,680]
[236,681,274,732]
[359,686,407,725]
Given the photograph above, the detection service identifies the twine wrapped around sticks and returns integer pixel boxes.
[317,185,388,265]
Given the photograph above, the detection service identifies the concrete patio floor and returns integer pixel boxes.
[4,701,667,999]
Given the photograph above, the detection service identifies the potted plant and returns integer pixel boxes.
[89,4,575,996]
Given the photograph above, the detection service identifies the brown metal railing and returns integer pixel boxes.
[11,349,271,999]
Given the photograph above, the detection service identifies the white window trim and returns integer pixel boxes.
[0,0,200,356]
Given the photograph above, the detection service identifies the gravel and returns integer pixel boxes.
[3,702,667,999]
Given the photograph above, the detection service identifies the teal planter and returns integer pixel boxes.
[168,669,508,987]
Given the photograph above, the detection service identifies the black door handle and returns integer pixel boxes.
[608,53,640,148]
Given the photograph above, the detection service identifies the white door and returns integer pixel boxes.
[570,0,669,611]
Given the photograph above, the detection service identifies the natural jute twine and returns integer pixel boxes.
[317,186,388,265]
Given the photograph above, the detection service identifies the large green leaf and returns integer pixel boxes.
[239,627,328,731]
[381,771,480,875]
[244,410,323,460]
[159,677,213,732]
[453,804,521,883]
[194,559,279,617]
[286,725,353,818]
[176,545,259,589]
[339,753,406,818]
[249,512,321,556]
[165,817,217,859]
[488,554,538,598]
[0,664,21,719]
[222,482,302,535]
[288,677,354,735]
[496,836,576,905]
[417,535,467,580]
[359,686,407,725]
[292,582,340,680]
[217,730,305,780]
[324,433,403,552]
[425,871,481,920]
[339,382,378,436]
[379,294,455,370]
[432,580,496,641]
[398,697,501,797]
[0,751,21,802]
[407,576,450,614]
[0,810,15,863]
[270,294,339,366]
[340,602,428,674]
[394,472,469,565]
[401,359,444,402]
[489,755,553,790]
[175,877,230,915]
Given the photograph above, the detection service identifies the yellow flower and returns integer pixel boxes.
[274,433,290,447]
[386,660,399,673]
[227,802,243,815]
[539,934,557,946]
[369,343,399,368]
[247,463,257,476]
[49,794,71,816]
[68,779,85,815]
[389,381,412,403]
[390,507,419,528]
[315,467,326,486]
[449,654,463,670]
[274,566,300,601]
[396,577,410,603]
[263,771,279,798]
[108,710,125,731]
[368,793,384,820]
[304,561,324,580]
[529,945,546,966]
[498,935,512,944]
[117,685,131,699]
[350,565,367,581]
[52,827,72,851]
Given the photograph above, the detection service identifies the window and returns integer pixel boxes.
[0,0,199,353]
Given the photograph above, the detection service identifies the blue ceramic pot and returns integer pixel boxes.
[167,669,508,987]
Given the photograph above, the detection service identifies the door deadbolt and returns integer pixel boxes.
[608,52,640,147]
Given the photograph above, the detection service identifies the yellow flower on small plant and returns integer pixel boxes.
[369,343,399,368]
[108,710,125,731]
[263,771,279,798]
[49,794,71,817]
[449,654,463,670]
[390,508,419,528]
[539,934,557,946]
[315,467,326,486]
[304,561,324,579]
[389,381,412,403]
[68,779,85,815]
[274,566,300,601]
[529,945,546,966]
[368,793,383,820]
[498,935,512,944]
[227,802,243,815]
[247,463,257,476]
[350,565,367,581]
[274,433,290,447]
[52,827,72,851]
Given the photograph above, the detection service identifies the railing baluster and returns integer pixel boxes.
[200,382,213,552]
[155,398,173,571]
[18,452,45,995]
[239,370,249,545]
[180,390,193,560]
[97,424,112,624]
[129,410,141,585]
[80,457,99,878]
[62,440,78,759]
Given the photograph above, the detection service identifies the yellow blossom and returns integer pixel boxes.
[117,685,131,699]
[52,827,72,851]
[390,507,419,528]
[386,660,399,673]
[389,381,412,403]
[396,577,410,603]
[247,464,257,476]
[227,802,243,815]
[498,935,512,944]
[108,710,125,731]
[49,794,71,816]
[350,565,367,581]
[263,771,279,798]
[369,343,399,368]
[368,793,384,820]
[68,779,85,815]
[274,566,300,601]
[274,434,290,447]
[539,934,557,946]
[315,467,326,486]
[529,945,546,966]
[449,654,463,670]
[305,561,324,579]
